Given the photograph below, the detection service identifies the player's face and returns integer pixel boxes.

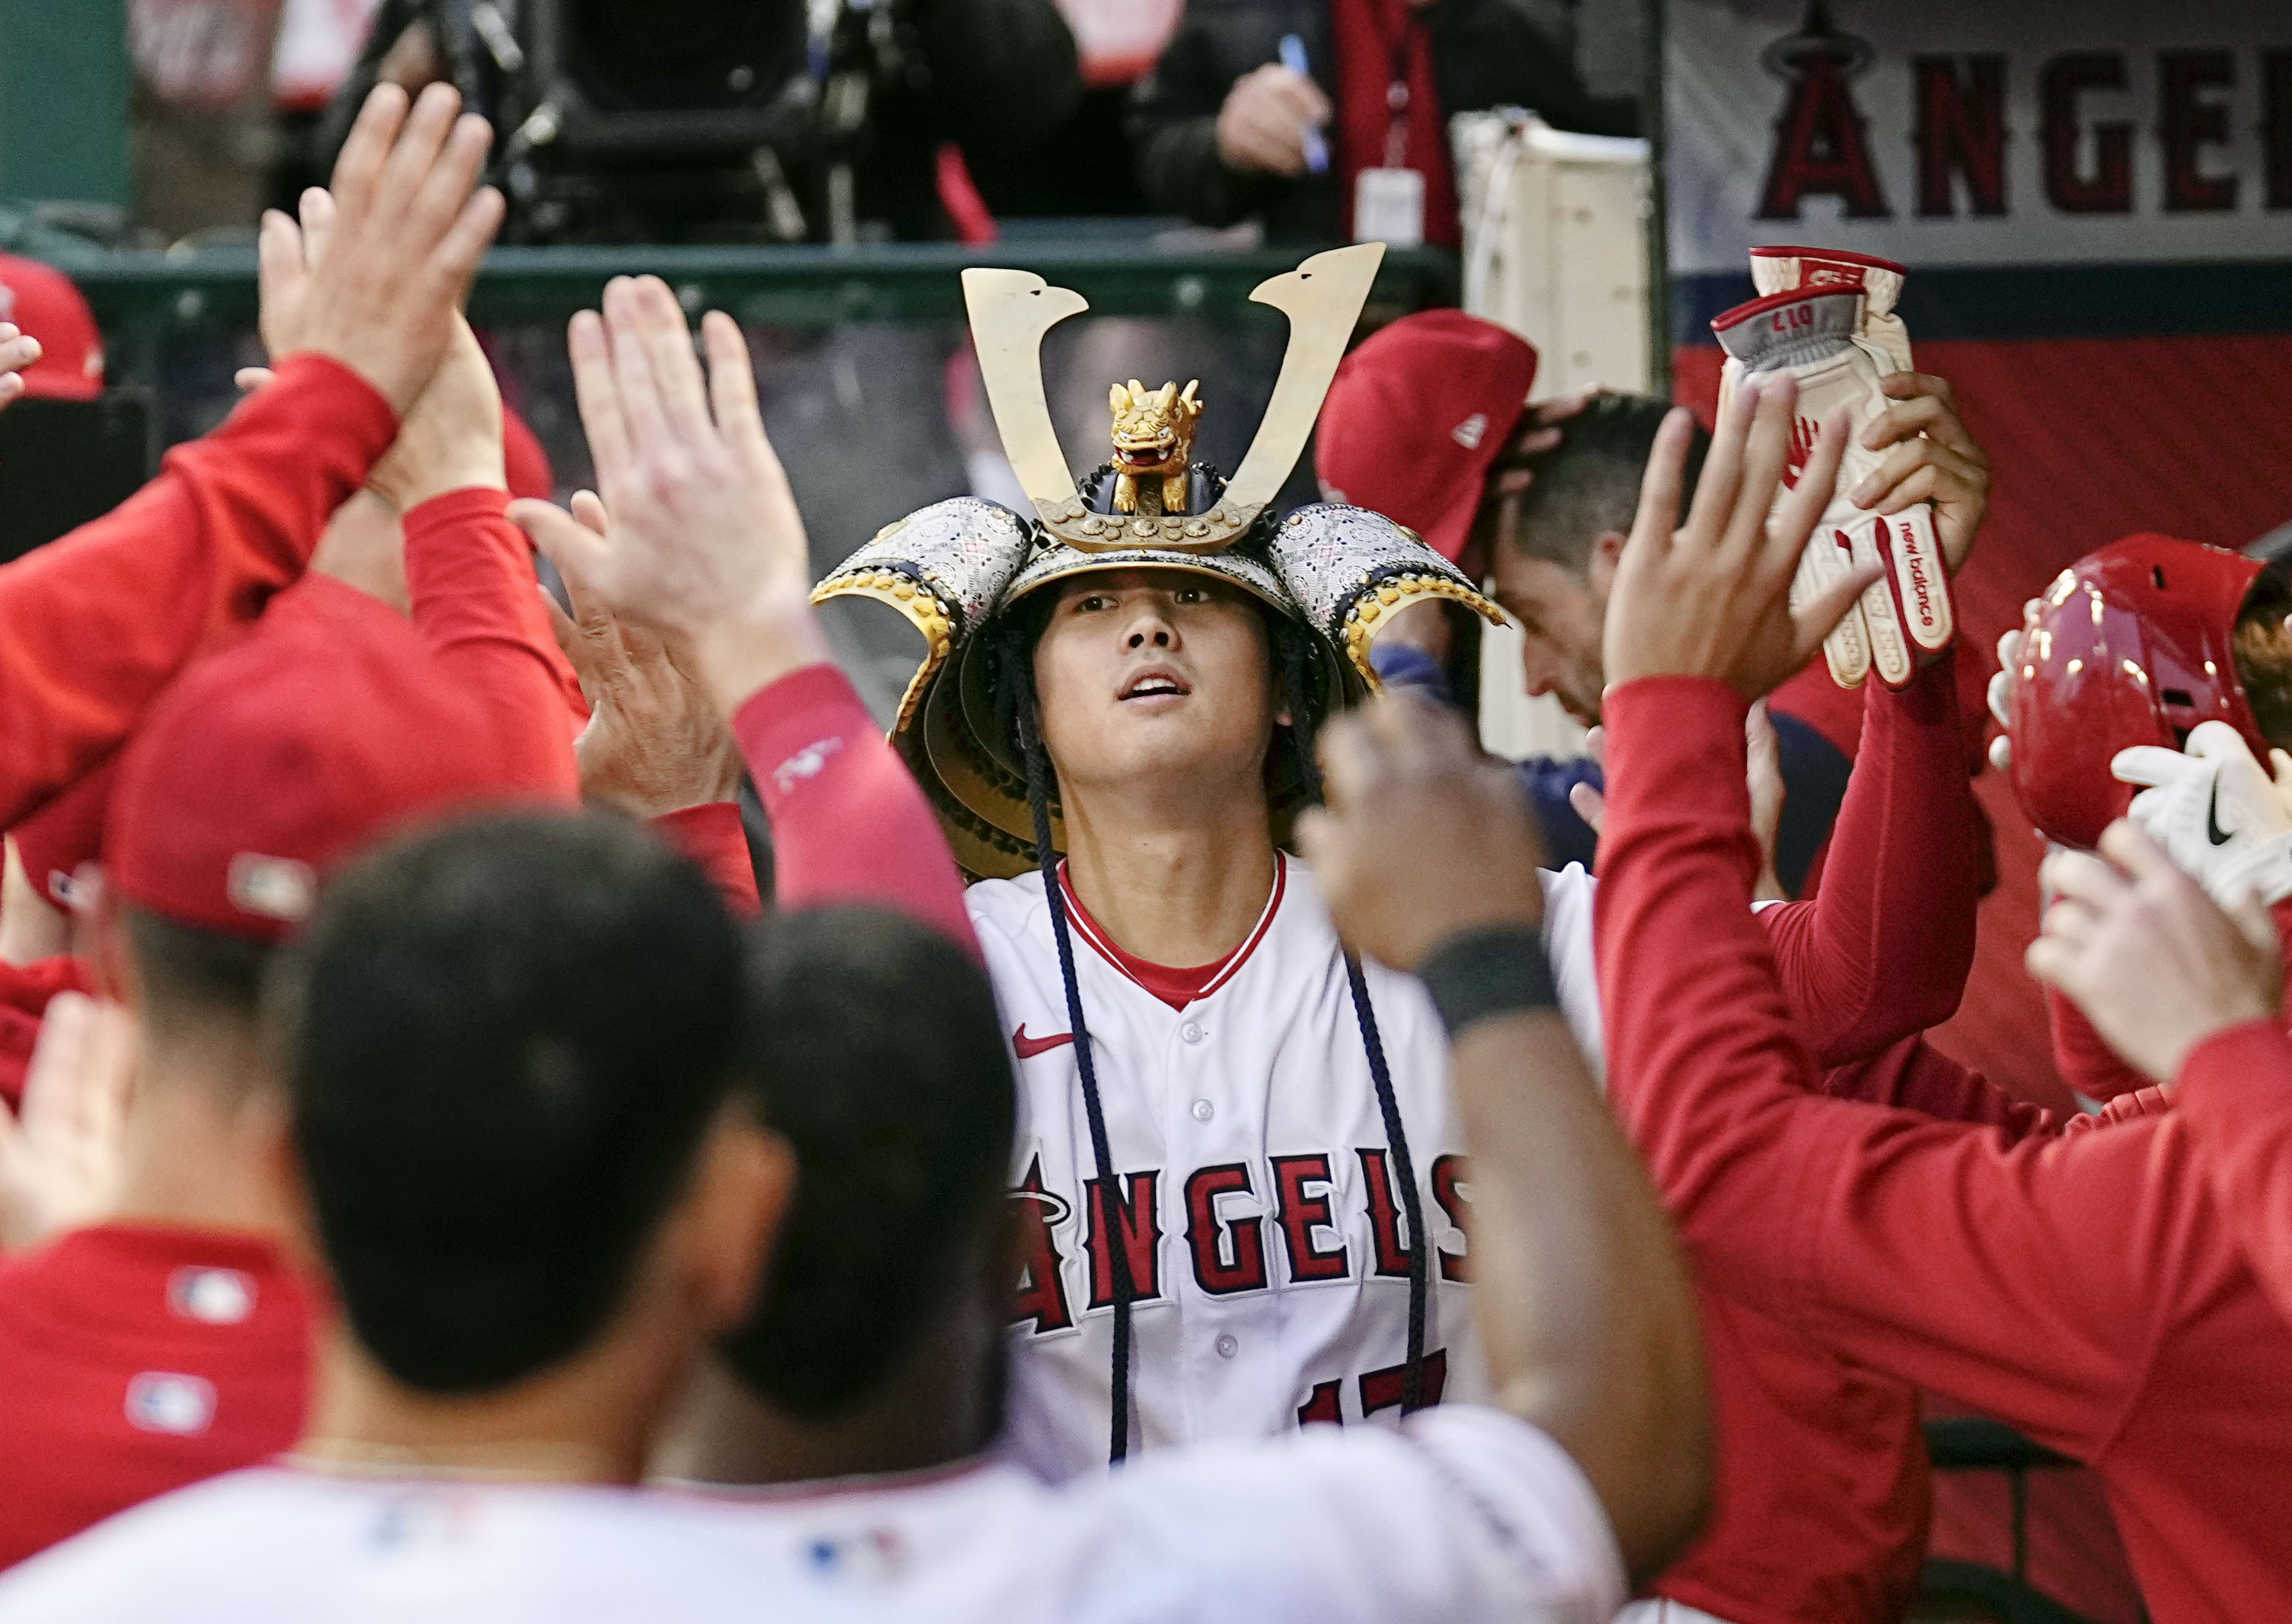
[1490,549,1608,728]
[1032,569,1279,803]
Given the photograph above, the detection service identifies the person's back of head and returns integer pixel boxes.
[717,908,1015,1434]
[271,811,759,1393]
[1509,394,1710,578]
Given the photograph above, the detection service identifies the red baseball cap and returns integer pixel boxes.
[9,574,412,913]
[107,589,538,943]
[1315,310,1538,563]
[0,253,103,401]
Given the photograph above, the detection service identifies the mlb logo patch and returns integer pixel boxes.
[803,1526,906,1584]
[125,1372,216,1437]
[168,1267,255,1325]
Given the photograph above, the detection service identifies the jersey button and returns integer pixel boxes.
[1191,1098,1214,1123]
[1180,1020,1205,1044]
[1214,1334,1238,1359]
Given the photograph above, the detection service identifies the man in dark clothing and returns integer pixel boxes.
[1131,0,1633,245]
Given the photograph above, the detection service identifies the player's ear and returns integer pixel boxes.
[678,1111,796,1333]
[1590,528,1630,592]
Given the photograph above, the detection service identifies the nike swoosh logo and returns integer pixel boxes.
[2209,785,2235,847]
[1012,1026,1075,1059]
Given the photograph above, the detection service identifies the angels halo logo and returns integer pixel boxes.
[1757,1,1885,222]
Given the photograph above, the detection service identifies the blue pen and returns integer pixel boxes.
[1278,34,1329,175]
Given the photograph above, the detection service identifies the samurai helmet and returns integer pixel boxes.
[814,244,1506,879]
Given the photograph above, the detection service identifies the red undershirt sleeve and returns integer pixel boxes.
[2045,987,2149,1103]
[1818,1036,2065,1142]
[1754,651,1982,1066]
[650,801,762,918]
[1595,674,2184,1461]
[0,354,397,828]
[732,662,978,958]
[2173,1018,2292,1323]
[400,486,580,803]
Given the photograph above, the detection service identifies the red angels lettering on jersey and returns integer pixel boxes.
[974,856,1494,1476]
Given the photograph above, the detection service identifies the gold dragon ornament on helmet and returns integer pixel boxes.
[1108,379,1202,516]
[813,243,1509,880]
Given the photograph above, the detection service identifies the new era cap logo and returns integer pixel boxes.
[227,854,317,922]
[1450,413,1488,450]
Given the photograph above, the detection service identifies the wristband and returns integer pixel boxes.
[1416,923,1557,1036]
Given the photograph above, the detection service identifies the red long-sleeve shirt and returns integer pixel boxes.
[0,355,396,830]
[1755,653,1979,1067]
[653,801,762,918]
[1824,1033,2171,1141]
[399,487,580,804]
[2173,1019,2292,1326]
[1598,673,2292,1624]
[729,662,974,954]
[1646,656,1978,1624]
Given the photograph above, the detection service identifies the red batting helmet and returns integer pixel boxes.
[2007,534,2273,850]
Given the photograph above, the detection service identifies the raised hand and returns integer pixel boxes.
[1601,375,1877,702]
[1848,372,1991,574]
[255,82,502,412]
[511,275,828,715]
[1299,695,1546,971]
[364,316,506,511]
[0,993,135,1252]
[0,324,42,414]
[2028,821,2283,1082]
[235,313,502,513]
[544,491,745,818]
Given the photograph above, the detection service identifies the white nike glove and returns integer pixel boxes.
[1713,285,1956,691]
[2113,721,2292,909]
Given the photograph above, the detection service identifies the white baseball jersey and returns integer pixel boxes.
[0,1410,1627,1623]
[972,856,1605,1480]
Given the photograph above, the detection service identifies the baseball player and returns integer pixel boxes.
[1316,307,1991,895]
[1324,314,2002,1624]
[0,111,580,1558]
[1594,366,2292,1624]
